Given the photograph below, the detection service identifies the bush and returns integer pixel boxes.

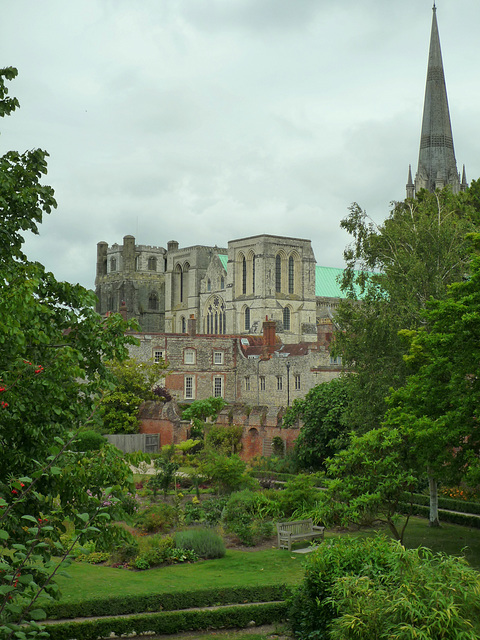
[289,536,480,640]
[201,497,228,526]
[222,490,277,546]
[133,534,174,569]
[74,551,110,564]
[134,503,176,533]
[200,453,257,494]
[278,474,319,518]
[175,528,226,559]
[71,429,106,452]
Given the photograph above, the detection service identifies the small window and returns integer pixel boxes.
[185,376,194,399]
[275,254,282,293]
[149,293,158,310]
[244,307,250,331]
[245,376,251,392]
[148,256,157,271]
[259,376,266,391]
[110,257,117,272]
[181,317,186,333]
[184,349,195,364]
[213,376,223,398]
[294,374,301,390]
[207,278,211,292]
[276,376,283,391]
[220,276,225,289]
[283,306,291,331]
[213,351,224,365]
[153,350,164,364]
[330,355,342,365]
[288,256,294,294]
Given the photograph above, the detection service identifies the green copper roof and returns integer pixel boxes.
[218,254,228,271]
[315,265,347,298]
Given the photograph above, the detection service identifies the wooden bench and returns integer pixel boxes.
[276,518,325,551]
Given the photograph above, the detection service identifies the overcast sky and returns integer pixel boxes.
[3,0,480,289]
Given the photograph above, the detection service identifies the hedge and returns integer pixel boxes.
[250,471,325,487]
[403,492,480,516]
[45,584,291,620]
[45,602,288,640]
[399,502,480,529]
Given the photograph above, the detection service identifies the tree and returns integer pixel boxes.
[283,378,351,471]
[383,235,480,525]
[182,397,227,439]
[320,427,416,543]
[335,189,478,432]
[0,67,137,638]
[97,357,167,434]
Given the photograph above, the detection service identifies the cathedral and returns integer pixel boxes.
[96,5,466,352]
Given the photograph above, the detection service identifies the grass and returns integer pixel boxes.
[53,549,304,603]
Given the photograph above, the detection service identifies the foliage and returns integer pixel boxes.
[134,503,176,534]
[205,425,243,455]
[321,427,417,542]
[200,453,257,495]
[133,535,175,569]
[335,190,478,432]
[283,378,351,470]
[222,489,280,545]
[174,528,226,559]
[289,535,480,640]
[98,358,167,434]
[182,397,227,438]
[70,429,106,452]
[277,474,319,519]
[0,66,138,639]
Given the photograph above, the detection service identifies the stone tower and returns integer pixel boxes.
[407,4,467,198]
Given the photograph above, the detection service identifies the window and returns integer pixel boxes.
[213,351,224,365]
[181,316,186,333]
[148,293,158,310]
[213,377,223,398]
[242,256,247,295]
[244,307,250,331]
[148,256,157,271]
[330,355,342,365]
[184,376,194,399]
[283,306,291,331]
[252,255,255,294]
[288,256,294,294]
[245,376,251,392]
[275,254,282,293]
[206,297,226,335]
[294,374,301,390]
[110,257,116,272]
[259,376,266,391]
[220,276,225,289]
[276,376,283,391]
[207,278,211,292]
[153,350,164,363]
[184,348,195,364]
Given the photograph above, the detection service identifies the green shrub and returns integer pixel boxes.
[71,429,106,451]
[289,536,480,640]
[200,453,257,494]
[110,539,140,565]
[133,534,175,569]
[74,551,110,564]
[278,474,319,518]
[199,496,228,526]
[183,501,206,525]
[134,503,176,533]
[175,528,226,559]
[222,490,277,546]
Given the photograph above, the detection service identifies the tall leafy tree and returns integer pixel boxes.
[0,67,137,637]
[384,235,480,525]
[335,189,478,431]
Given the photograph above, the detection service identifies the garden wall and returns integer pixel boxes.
[137,400,300,461]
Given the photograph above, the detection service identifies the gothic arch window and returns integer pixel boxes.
[148,292,158,310]
[283,306,291,331]
[220,276,225,289]
[275,254,282,293]
[288,256,294,294]
[181,316,186,333]
[242,256,247,295]
[205,296,226,335]
[244,306,251,331]
[110,257,116,272]
[107,295,114,311]
[252,254,256,294]
[175,264,183,304]
[183,262,190,303]
[148,256,157,271]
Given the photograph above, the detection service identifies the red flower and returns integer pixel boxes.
[1,401,8,408]
[0,387,5,392]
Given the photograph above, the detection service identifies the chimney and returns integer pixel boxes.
[317,319,332,349]
[263,317,276,347]
[187,314,197,336]
[119,300,128,321]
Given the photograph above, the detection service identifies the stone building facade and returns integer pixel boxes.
[96,233,345,344]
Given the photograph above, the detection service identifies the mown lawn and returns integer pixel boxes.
[53,516,480,605]
[54,549,305,603]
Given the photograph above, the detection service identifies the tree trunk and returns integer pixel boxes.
[428,475,440,527]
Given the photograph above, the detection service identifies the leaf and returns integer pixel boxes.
[21,515,39,523]
[77,512,89,523]
[0,528,9,540]
[29,609,47,621]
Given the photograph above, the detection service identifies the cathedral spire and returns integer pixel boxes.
[407,5,466,197]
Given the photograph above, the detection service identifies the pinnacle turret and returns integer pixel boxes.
[406,5,466,198]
